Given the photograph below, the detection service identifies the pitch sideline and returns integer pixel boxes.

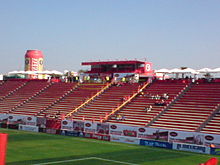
[33,157,139,165]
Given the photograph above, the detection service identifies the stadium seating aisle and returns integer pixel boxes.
[40,82,106,118]
[150,82,220,131]
[71,82,140,122]
[0,80,27,101]
[107,80,188,126]
[10,82,77,116]
[0,81,49,113]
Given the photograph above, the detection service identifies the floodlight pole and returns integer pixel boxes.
[0,133,8,165]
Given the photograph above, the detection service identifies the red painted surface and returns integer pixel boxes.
[24,50,44,77]
[25,50,44,59]
[82,60,153,75]
[0,133,8,165]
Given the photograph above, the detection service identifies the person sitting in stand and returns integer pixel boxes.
[155,100,167,106]
[162,93,169,100]
[145,105,152,113]
[116,114,122,121]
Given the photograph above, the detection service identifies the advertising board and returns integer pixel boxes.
[140,139,172,149]
[173,143,210,154]
[19,124,39,132]
[110,135,140,145]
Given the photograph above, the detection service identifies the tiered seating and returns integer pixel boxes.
[11,82,76,116]
[40,83,106,118]
[0,81,49,113]
[0,80,26,100]
[201,112,220,134]
[199,83,220,134]
[108,80,188,126]
[72,83,140,121]
[150,82,220,131]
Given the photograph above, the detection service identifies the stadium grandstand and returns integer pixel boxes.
[1,50,220,159]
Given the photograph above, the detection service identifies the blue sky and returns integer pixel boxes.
[0,0,220,73]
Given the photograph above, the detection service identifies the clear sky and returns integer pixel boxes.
[0,0,220,74]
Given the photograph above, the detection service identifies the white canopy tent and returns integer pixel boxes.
[155,68,171,73]
[8,70,63,76]
[197,68,214,73]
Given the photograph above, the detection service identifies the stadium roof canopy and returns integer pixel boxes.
[81,60,145,66]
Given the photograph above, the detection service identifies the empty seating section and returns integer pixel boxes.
[199,83,220,134]
[41,83,106,118]
[0,80,26,100]
[72,83,140,121]
[0,81,49,113]
[108,80,187,126]
[11,82,76,116]
[150,82,220,131]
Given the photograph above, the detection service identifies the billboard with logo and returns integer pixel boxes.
[19,124,39,132]
[0,114,8,123]
[61,120,73,131]
[203,134,220,148]
[84,121,97,133]
[137,127,169,141]
[7,115,26,125]
[111,135,140,144]
[109,124,138,137]
[73,121,84,132]
[169,130,204,145]
[173,143,210,154]
[96,123,109,134]
[37,117,47,128]
[140,139,173,149]
[24,116,37,126]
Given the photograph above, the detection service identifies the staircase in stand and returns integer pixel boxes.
[41,82,107,119]
[71,82,140,122]
[11,82,76,116]
[107,80,188,126]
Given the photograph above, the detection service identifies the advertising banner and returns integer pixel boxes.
[46,128,57,134]
[168,130,204,145]
[210,148,220,155]
[73,121,84,132]
[203,133,220,148]
[7,114,26,125]
[63,130,84,137]
[110,135,140,145]
[61,120,73,131]
[37,117,47,128]
[140,139,173,149]
[109,123,138,137]
[19,124,39,132]
[23,116,37,126]
[84,132,110,141]
[172,143,210,154]
[137,127,169,141]
[96,123,109,134]
[0,114,8,123]
[84,121,97,133]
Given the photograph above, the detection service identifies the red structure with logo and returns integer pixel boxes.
[82,60,153,77]
[24,50,44,78]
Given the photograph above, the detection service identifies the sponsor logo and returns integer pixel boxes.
[139,128,146,133]
[62,121,68,125]
[205,135,214,141]
[170,132,178,137]
[123,130,137,137]
[85,123,91,127]
[110,125,117,129]
[27,117,32,121]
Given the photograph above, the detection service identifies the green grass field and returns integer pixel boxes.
[1,128,219,165]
